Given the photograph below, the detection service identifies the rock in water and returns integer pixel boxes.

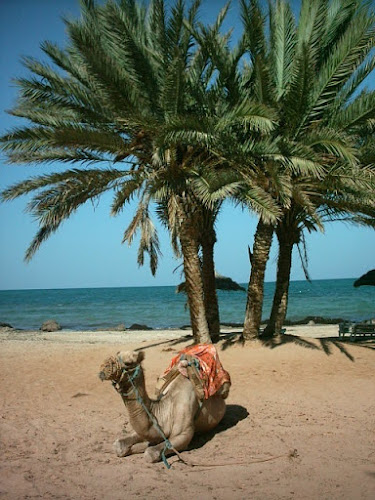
[128,323,152,331]
[353,269,375,287]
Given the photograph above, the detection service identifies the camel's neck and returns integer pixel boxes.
[118,368,154,435]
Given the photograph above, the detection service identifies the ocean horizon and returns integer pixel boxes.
[1,278,374,331]
[0,275,367,292]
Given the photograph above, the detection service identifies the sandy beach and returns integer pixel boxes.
[0,325,374,500]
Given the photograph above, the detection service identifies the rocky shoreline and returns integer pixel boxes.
[2,315,374,334]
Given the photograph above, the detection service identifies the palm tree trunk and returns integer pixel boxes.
[179,224,211,345]
[242,220,274,341]
[263,232,293,337]
[201,228,220,342]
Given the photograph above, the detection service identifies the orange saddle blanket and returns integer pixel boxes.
[162,344,231,399]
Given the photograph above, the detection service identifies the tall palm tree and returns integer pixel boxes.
[1,0,217,342]
[264,166,375,337]
[188,6,288,341]
[238,0,375,340]
[0,0,277,343]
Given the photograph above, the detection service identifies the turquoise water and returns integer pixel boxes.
[0,278,374,330]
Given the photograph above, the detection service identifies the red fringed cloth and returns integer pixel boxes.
[162,344,231,399]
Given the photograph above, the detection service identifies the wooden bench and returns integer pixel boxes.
[339,322,375,342]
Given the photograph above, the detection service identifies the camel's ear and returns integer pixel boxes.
[136,351,145,363]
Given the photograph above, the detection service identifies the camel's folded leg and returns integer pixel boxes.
[216,381,231,399]
[143,431,194,463]
[114,433,147,457]
[129,441,150,455]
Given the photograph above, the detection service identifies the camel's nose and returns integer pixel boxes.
[98,371,106,381]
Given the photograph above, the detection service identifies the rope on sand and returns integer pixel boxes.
[171,449,299,470]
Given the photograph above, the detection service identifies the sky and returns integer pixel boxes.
[0,0,374,291]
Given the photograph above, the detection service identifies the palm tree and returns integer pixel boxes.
[1,0,217,342]
[263,166,375,337]
[238,0,375,340]
[0,0,277,343]
[188,6,288,341]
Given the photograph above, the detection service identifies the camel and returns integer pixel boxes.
[99,349,230,463]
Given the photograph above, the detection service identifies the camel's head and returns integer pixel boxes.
[98,350,145,382]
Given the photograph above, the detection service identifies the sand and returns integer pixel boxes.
[0,325,374,499]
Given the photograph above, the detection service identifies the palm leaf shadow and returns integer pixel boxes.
[218,330,375,362]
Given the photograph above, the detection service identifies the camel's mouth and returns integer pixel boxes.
[97,366,133,382]
[98,355,123,382]
[99,351,145,383]
[98,360,138,382]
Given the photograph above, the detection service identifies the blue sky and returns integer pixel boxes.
[0,0,374,290]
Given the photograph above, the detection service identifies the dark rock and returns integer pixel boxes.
[40,320,62,332]
[0,322,14,333]
[214,277,246,291]
[354,269,375,287]
[0,322,13,329]
[177,274,245,293]
[128,323,152,331]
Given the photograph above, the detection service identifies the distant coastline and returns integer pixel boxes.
[0,275,361,292]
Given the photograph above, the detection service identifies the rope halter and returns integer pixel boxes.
[112,362,142,397]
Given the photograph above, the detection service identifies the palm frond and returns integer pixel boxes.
[237,184,282,224]
[1,168,127,201]
[269,0,296,100]
[305,6,375,126]
[332,52,375,113]
[136,207,161,276]
[240,0,266,60]
[334,89,375,131]
[304,127,358,165]
[14,168,127,260]
[281,43,314,136]
[111,176,144,215]
[297,0,328,59]
[297,231,311,281]
[215,100,277,133]
[0,124,129,162]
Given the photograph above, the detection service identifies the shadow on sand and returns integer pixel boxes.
[219,330,375,362]
[134,334,193,352]
[188,403,249,451]
[134,329,374,363]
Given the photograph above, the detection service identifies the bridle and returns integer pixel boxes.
[111,361,141,397]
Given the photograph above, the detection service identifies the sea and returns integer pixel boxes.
[0,278,374,331]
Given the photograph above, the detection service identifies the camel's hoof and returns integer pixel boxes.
[144,447,161,463]
[113,439,131,457]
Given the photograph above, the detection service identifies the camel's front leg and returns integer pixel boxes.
[114,432,147,457]
[144,430,194,463]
